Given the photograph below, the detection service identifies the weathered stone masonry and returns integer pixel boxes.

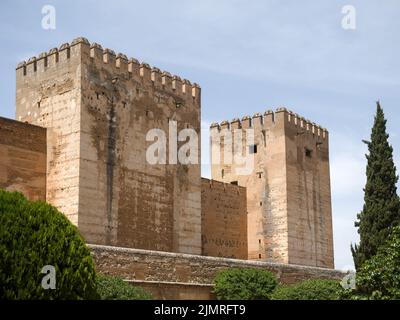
[91,244,343,285]
[210,109,334,268]
[201,178,247,259]
[91,244,345,299]
[15,37,202,255]
[0,117,46,201]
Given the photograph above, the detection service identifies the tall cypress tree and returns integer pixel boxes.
[351,102,400,270]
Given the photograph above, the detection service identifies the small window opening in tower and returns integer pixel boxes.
[231,181,238,186]
[305,148,312,158]
[249,144,257,154]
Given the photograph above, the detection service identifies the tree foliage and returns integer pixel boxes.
[271,279,344,300]
[0,189,98,299]
[354,226,400,299]
[96,275,152,300]
[213,268,278,300]
[351,102,400,270]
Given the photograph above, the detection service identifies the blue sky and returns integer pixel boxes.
[1,0,399,270]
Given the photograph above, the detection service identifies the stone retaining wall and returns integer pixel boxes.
[90,244,346,299]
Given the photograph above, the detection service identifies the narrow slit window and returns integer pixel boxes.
[249,144,258,154]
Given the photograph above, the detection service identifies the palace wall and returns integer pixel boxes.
[201,178,247,259]
[0,117,46,201]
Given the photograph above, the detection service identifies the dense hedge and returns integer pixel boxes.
[214,268,278,300]
[271,279,344,300]
[0,190,98,299]
[97,275,152,300]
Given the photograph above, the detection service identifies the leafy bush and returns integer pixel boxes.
[271,279,344,300]
[96,275,152,300]
[355,226,400,300]
[0,190,98,300]
[214,268,278,300]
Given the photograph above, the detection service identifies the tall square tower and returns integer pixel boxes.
[15,37,202,254]
[210,108,334,268]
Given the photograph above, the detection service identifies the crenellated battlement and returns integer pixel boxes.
[16,37,200,99]
[210,107,328,139]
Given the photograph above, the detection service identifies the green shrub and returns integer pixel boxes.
[96,275,152,300]
[0,189,98,300]
[271,279,344,300]
[214,268,278,300]
[355,226,400,300]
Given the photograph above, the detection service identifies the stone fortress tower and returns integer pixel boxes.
[0,37,334,269]
[15,37,202,254]
[210,110,334,268]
